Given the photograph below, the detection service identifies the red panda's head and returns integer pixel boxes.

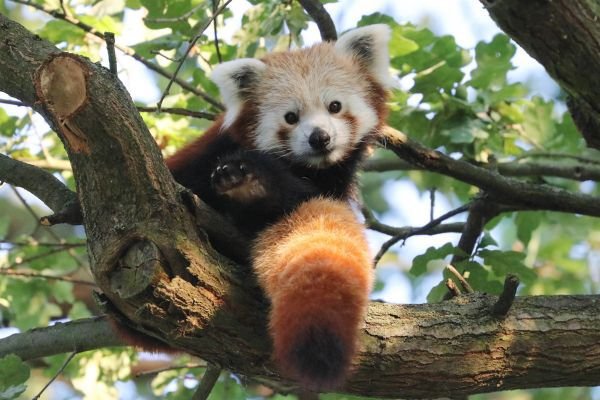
[211,24,395,168]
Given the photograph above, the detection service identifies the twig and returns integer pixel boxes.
[297,0,337,41]
[445,278,461,298]
[429,188,436,221]
[0,240,85,248]
[39,199,83,226]
[104,32,118,75]
[373,203,471,265]
[8,0,224,110]
[512,151,600,165]
[446,264,474,294]
[191,364,222,400]
[0,269,96,286]
[362,206,465,237]
[58,0,68,15]
[137,106,217,120]
[212,0,223,64]
[9,186,86,267]
[0,98,27,107]
[32,351,77,400]
[134,362,207,378]
[157,0,232,111]
[492,274,520,316]
[9,186,42,238]
[6,246,76,269]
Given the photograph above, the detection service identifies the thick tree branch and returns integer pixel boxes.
[0,154,76,213]
[364,157,600,182]
[480,0,600,149]
[0,317,124,360]
[2,295,600,398]
[380,127,600,218]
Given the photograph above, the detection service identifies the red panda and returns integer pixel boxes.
[163,24,394,388]
[166,24,393,244]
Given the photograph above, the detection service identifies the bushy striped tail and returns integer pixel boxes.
[252,198,373,390]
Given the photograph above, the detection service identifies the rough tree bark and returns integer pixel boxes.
[1,8,600,399]
[480,0,600,149]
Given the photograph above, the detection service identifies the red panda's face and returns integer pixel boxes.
[251,53,381,167]
[211,24,396,168]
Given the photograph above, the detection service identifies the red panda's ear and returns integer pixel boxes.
[211,59,266,128]
[335,24,396,89]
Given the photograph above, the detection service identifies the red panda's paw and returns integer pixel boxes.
[210,159,267,202]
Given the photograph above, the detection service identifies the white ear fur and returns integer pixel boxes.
[210,58,267,128]
[335,24,396,89]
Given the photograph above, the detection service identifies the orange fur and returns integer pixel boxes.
[252,198,373,390]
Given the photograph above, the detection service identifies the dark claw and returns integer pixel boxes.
[211,158,257,194]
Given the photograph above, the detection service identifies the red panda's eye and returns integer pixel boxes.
[328,101,342,114]
[284,112,299,125]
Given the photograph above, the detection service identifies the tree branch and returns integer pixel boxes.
[297,0,337,41]
[362,205,465,237]
[2,295,600,398]
[0,317,124,360]
[380,127,600,218]
[364,156,600,182]
[136,106,217,120]
[374,203,471,264]
[0,154,77,213]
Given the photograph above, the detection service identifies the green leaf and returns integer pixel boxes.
[426,279,449,303]
[469,34,515,90]
[441,118,489,144]
[0,109,18,137]
[521,96,556,146]
[411,242,460,276]
[514,212,544,246]
[389,27,419,58]
[132,33,184,58]
[479,249,537,285]
[0,355,30,400]
[357,12,397,27]
[0,216,9,239]
[478,233,498,249]
[37,20,86,45]
[458,260,503,294]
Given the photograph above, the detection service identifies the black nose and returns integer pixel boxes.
[308,128,331,151]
